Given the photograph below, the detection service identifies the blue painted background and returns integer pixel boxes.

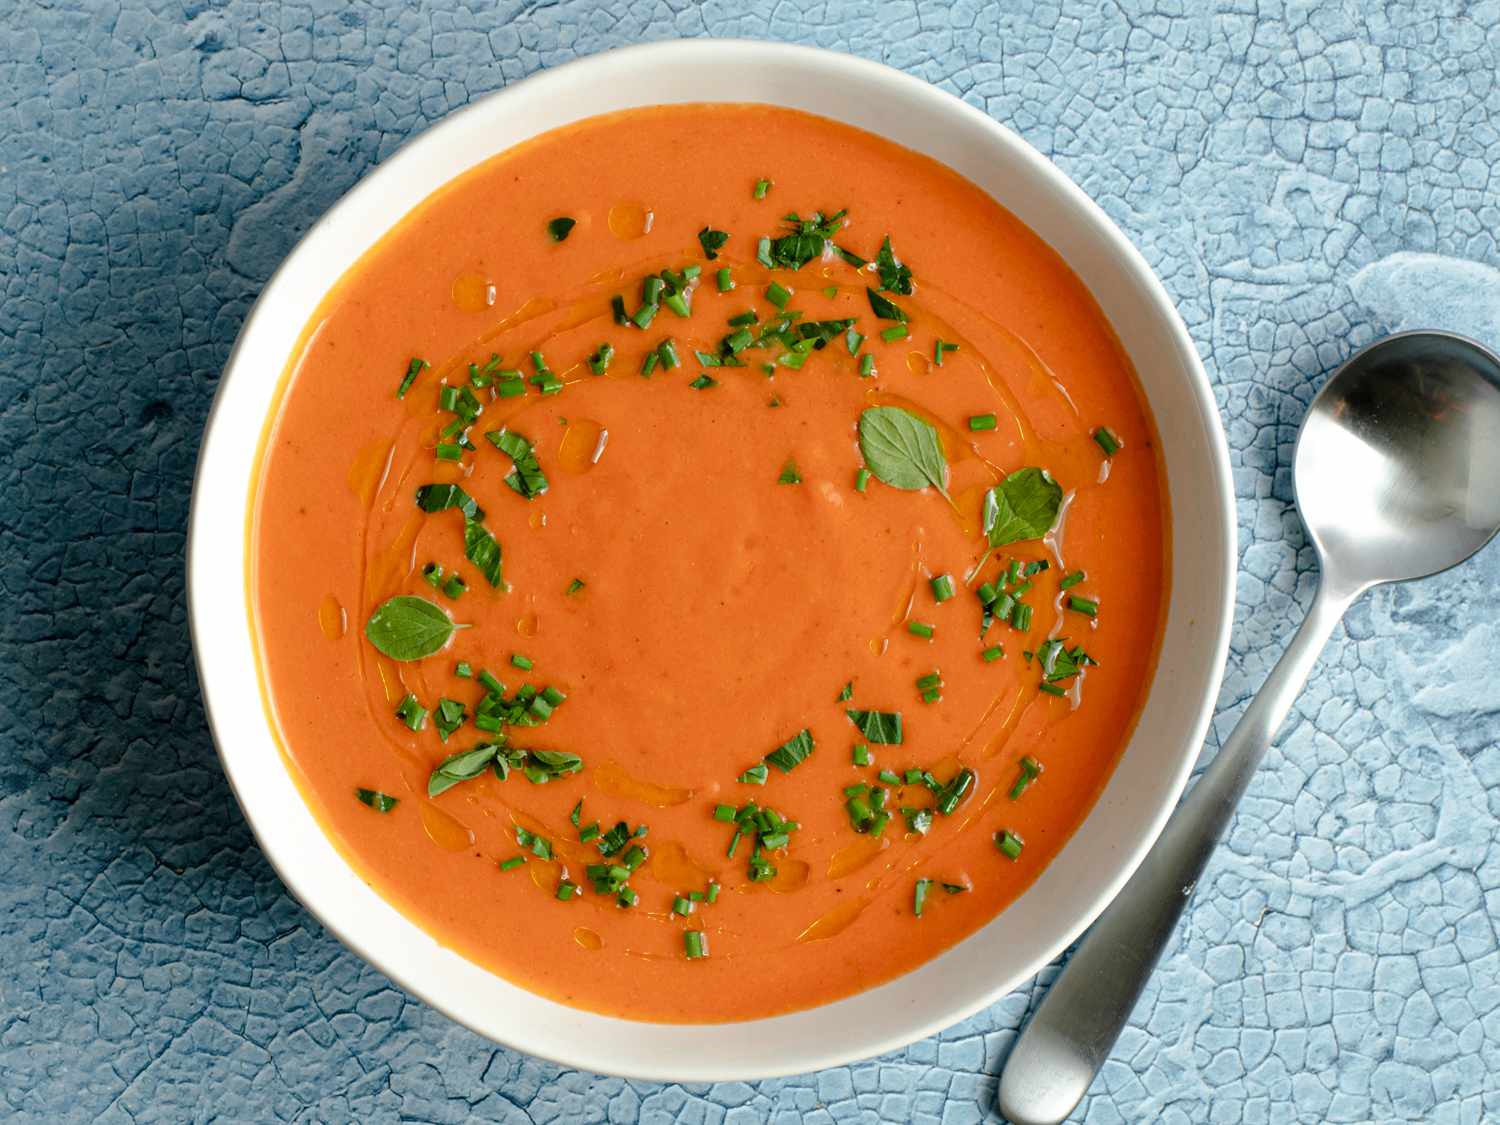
[4,2,1499,1121]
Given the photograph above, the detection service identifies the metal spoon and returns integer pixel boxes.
[998,330,1500,1125]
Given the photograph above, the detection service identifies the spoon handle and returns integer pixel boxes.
[997,580,1355,1125]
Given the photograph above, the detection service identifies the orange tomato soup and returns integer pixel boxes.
[251,105,1168,1022]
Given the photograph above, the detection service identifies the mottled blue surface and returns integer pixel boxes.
[3,2,1500,1122]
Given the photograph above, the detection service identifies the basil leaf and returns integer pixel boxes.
[428,743,501,797]
[364,595,459,661]
[765,728,815,773]
[464,518,503,587]
[486,429,549,499]
[697,227,730,259]
[521,749,584,784]
[846,709,903,745]
[354,788,399,813]
[865,288,908,322]
[874,236,912,295]
[982,467,1063,547]
[857,406,948,494]
[415,483,484,521]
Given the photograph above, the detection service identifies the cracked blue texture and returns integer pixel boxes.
[2,2,1499,1122]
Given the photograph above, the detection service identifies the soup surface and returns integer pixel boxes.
[251,104,1168,1022]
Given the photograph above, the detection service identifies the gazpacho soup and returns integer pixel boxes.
[251,104,1168,1022]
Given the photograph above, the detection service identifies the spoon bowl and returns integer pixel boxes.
[998,328,1500,1125]
[1296,330,1500,590]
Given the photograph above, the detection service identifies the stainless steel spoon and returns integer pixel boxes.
[998,330,1500,1125]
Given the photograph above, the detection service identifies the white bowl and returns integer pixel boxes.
[188,39,1235,1082]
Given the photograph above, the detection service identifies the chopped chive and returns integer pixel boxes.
[495,376,526,398]
[854,467,871,492]
[707,881,721,903]
[1068,595,1100,618]
[565,577,585,595]
[920,688,941,704]
[455,661,472,678]
[657,339,680,369]
[914,878,932,917]
[996,829,1024,860]
[632,303,659,330]
[641,351,659,377]
[968,413,998,432]
[1039,682,1067,697]
[663,291,692,318]
[858,353,875,377]
[717,267,734,292]
[615,886,639,908]
[434,442,463,461]
[1093,426,1122,456]
[547,216,576,242]
[838,680,854,702]
[1011,604,1033,632]
[931,574,956,603]
[511,653,533,671]
[777,457,801,485]
[689,374,717,390]
[442,574,467,599]
[556,882,578,901]
[753,178,772,200]
[672,896,695,916]
[844,783,869,797]
[977,582,999,606]
[588,343,615,375]
[713,804,737,822]
[846,327,865,355]
[935,768,975,816]
[756,236,773,268]
[728,309,758,327]
[498,855,526,871]
[1026,560,1050,576]
[685,930,708,959]
[852,745,871,766]
[880,324,910,343]
[934,340,959,365]
[878,769,901,785]
[907,620,935,639]
[915,672,943,691]
[578,824,600,843]
[982,645,1004,663]
[766,281,793,309]
[1060,570,1086,590]
[1010,755,1043,800]
[397,357,428,399]
[477,670,505,696]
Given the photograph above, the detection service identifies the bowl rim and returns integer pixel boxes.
[188,37,1236,1081]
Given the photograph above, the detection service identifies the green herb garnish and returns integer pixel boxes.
[698,227,730,259]
[982,467,1062,547]
[414,482,483,520]
[354,788,399,813]
[931,574,956,602]
[778,457,802,485]
[845,708,903,744]
[858,406,948,495]
[1093,426,1122,456]
[753,178,772,200]
[365,596,461,661]
[968,413,997,431]
[765,728,815,773]
[397,357,428,399]
[866,288,908,322]
[913,877,932,917]
[996,829,1024,860]
[547,216,576,242]
[486,429,549,499]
